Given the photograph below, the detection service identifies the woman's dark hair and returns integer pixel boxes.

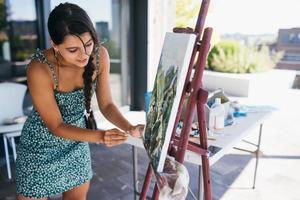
[47,3,98,121]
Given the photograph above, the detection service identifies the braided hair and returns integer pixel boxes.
[47,3,99,124]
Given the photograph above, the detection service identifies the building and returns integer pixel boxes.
[96,21,109,42]
[276,28,300,70]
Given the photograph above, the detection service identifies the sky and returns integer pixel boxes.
[205,0,300,35]
[8,0,300,35]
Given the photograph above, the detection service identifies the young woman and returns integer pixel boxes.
[16,3,143,200]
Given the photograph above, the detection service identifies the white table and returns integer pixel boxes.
[95,110,272,200]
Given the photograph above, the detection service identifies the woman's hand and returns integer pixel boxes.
[100,128,128,147]
[126,124,145,138]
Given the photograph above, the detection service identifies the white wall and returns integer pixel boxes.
[147,0,176,91]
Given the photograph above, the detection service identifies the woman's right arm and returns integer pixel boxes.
[27,61,127,146]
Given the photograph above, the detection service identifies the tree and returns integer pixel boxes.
[175,0,220,45]
[175,0,201,28]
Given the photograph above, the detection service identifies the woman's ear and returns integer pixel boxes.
[50,40,59,52]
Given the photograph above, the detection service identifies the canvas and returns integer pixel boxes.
[143,32,196,172]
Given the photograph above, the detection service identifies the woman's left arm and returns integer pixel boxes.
[95,46,144,137]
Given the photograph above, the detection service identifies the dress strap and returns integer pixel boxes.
[94,44,101,75]
[31,49,59,90]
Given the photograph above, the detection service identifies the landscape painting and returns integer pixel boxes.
[143,32,196,172]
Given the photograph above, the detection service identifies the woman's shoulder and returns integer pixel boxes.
[94,43,109,74]
[27,59,52,80]
[94,43,108,57]
[28,48,55,68]
[94,43,109,63]
[27,49,54,82]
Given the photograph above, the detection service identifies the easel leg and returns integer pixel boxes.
[152,185,159,200]
[198,166,204,200]
[140,164,154,200]
[132,146,139,200]
[253,123,263,189]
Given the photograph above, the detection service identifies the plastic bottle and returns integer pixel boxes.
[209,98,225,130]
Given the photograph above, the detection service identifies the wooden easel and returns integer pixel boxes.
[139,0,213,199]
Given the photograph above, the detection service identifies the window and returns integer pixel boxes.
[0,0,38,81]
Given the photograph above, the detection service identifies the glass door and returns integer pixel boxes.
[0,0,38,82]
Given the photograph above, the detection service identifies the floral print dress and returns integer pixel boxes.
[16,46,100,198]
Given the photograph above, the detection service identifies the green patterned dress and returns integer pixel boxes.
[16,46,100,198]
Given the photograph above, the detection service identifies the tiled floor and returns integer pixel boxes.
[0,141,271,200]
[0,144,147,200]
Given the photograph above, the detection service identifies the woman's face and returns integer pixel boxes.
[54,32,94,68]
